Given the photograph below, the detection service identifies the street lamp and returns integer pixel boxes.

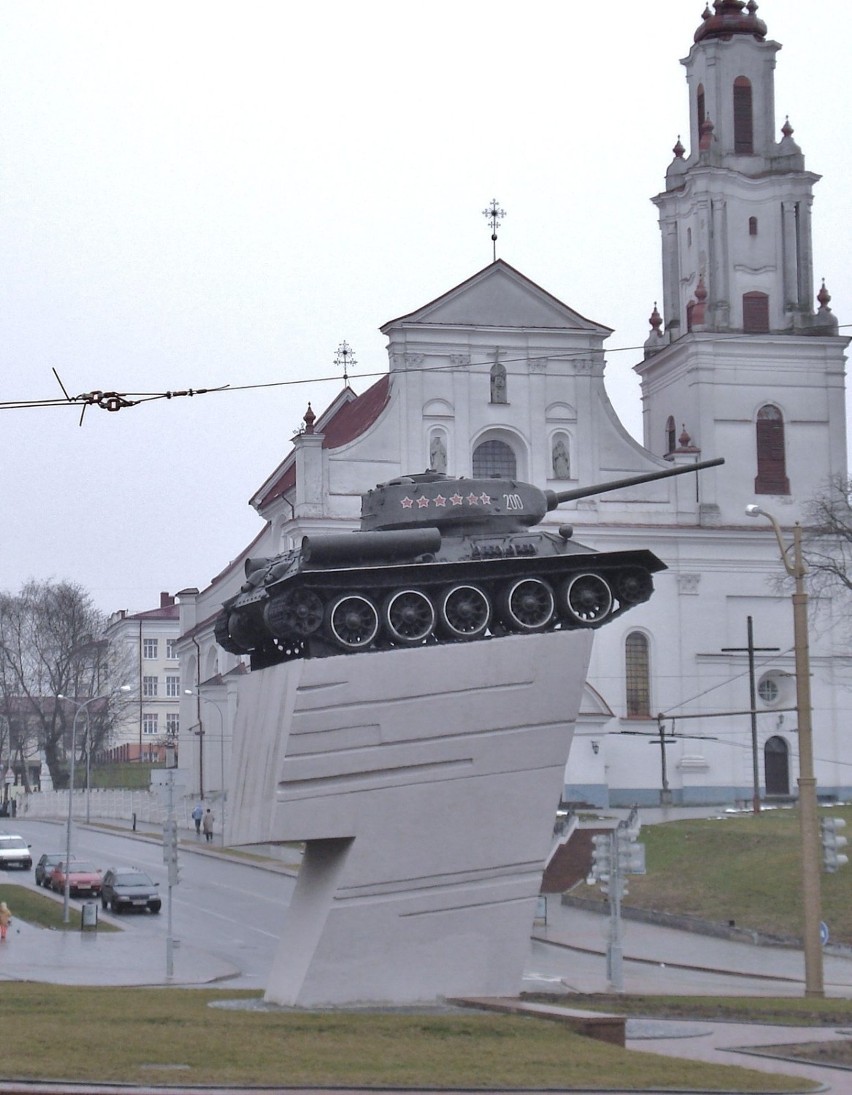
[746,504,824,997]
[57,686,130,924]
[185,690,227,841]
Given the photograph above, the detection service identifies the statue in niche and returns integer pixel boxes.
[429,434,447,473]
[552,437,570,479]
[490,362,507,404]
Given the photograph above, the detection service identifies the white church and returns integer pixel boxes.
[176,0,850,814]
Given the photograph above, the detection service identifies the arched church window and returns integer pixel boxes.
[665,416,676,454]
[733,76,754,153]
[743,291,769,333]
[625,632,651,718]
[749,216,758,236]
[697,84,705,128]
[473,439,516,478]
[755,404,790,495]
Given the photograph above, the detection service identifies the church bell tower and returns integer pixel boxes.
[636,0,847,525]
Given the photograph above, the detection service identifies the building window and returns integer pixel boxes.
[165,675,180,698]
[625,632,651,718]
[142,675,158,698]
[143,638,158,659]
[758,678,779,704]
[733,76,753,153]
[165,713,180,736]
[472,439,516,478]
[755,404,790,495]
[142,714,158,736]
[665,416,676,454]
[743,291,769,333]
[697,83,705,128]
[749,216,758,236]
[166,639,177,660]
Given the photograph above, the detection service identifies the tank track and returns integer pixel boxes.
[216,553,657,670]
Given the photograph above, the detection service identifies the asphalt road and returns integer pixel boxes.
[3,816,297,988]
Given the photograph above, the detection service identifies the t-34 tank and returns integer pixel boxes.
[216,458,723,669]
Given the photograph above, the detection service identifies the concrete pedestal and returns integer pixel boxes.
[228,628,593,1006]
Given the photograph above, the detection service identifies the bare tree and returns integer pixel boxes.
[0,580,130,789]
[802,476,852,600]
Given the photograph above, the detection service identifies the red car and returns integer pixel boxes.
[50,861,103,897]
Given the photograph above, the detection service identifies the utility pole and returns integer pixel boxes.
[721,616,779,814]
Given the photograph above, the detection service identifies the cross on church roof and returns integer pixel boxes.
[334,341,357,384]
[482,198,506,262]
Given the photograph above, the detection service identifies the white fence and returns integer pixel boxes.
[20,788,193,828]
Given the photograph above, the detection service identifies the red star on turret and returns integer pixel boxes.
[480,493,491,505]
[401,497,414,509]
[417,496,430,508]
[467,493,480,506]
[450,494,464,506]
[434,495,447,507]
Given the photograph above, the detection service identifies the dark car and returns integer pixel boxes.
[35,852,74,887]
[101,868,161,914]
[51,861,102,897]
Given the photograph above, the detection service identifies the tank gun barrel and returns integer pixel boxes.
[544,457,724,511]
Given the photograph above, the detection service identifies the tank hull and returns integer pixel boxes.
[216,539,665,670]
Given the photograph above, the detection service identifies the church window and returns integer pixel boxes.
[473,439,516,478]
[755,404,790,495]
[743,291,769,332]
[665,416,676,454]
[733,76,754,153]
[625,632,651,718]
[749,216,758,236]
[697,84,705,128]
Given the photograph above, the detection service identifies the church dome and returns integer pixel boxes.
[694,1,767,44]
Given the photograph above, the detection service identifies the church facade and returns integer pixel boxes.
[176,1,850,811]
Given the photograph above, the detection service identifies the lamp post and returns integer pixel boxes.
[184,690,227,841]
[746,505,824,997]
[57,686,130,924]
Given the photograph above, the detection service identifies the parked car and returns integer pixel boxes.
[35,852,74,887]
[50,861,102,897]
[100,868,161,914]
[0,833,32,870]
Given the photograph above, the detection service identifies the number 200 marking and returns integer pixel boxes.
[503,493,524,511]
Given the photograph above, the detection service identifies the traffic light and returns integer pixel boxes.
[820,817,849,873]
[616,828,646,876]
[590,833,612,884]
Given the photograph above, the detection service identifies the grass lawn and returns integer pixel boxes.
[610,805,852,944]
[0,882,119,932]
[0,984,818,1090]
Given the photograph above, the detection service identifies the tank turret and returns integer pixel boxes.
[215,458,723,669]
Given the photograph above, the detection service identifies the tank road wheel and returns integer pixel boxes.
[499,577,556,632]
[437,584,491,640]
[325,593,380,651]
[614,567,654,606]
[561,573,613,625]
[263,588,324,639]
[382,589,435,645]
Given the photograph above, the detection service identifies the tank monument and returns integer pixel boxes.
[218,459,721,1006]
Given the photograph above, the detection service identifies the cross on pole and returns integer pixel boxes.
[721,615,780,814]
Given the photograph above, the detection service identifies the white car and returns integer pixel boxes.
[0,833,32,870]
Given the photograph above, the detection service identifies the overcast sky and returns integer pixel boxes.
[0,1,849,616]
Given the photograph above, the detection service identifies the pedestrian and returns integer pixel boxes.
[0,901,12,942]
[191,801,204,836]
[202,808,214,843]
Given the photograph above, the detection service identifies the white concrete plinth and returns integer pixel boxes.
[229,628,593,1007]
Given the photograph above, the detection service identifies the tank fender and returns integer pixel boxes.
[302,527,442,567]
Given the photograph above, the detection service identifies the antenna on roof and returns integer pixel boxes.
[334,341,357,385]
[482,198,506,262]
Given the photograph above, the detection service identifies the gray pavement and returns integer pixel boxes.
[1,818,850,1093]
